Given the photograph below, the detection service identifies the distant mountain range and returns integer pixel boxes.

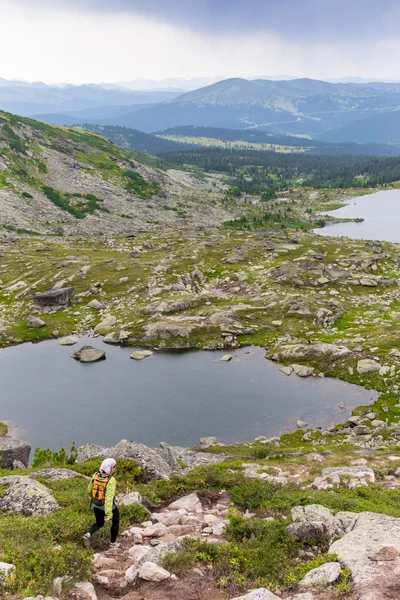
[5,76,400,146]
[0,77,180,116]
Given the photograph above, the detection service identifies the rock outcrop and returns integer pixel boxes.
[0,437,31,468]
[71,346,106,363]
[34,287,74,307]
[76,439,225,480]
[0,476,59,516]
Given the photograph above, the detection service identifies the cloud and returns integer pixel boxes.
[1,0,400,84]
[27,0,400,41]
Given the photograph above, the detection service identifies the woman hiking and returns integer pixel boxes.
[83,458,120,548]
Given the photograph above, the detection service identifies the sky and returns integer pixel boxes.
[2,0,400,84]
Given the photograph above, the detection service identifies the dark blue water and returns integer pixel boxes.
[0,338,376,451]
[315,189,400,242]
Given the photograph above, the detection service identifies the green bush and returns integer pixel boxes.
[161,549,196,574]
[32,444,77,468]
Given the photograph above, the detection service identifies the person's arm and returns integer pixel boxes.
[104,477,116,521]
[87,475,94,497]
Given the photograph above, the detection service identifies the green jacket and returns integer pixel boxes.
[88,473,117,520]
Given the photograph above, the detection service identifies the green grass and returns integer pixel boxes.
[0,422,8,437]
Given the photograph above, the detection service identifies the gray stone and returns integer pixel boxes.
[299,562,341,588]
[292,364,314,377]
[279,343,351,360]
[70,346,106,363]
[220,354,233,362]
[138,562,170,582]
[286,595,314,600]
[297,420,308,428]
[94,315,117,332]
[34,287,74,307]
[29,468,88,482]
[27,316,45,328]
[0,476,59,516]
[12,460,26,470]
[330,512,400,586]
[135,540,181,569]
[230,589,281,600]
[291,505,345,538]
[279,366,293,376]
[0,561,15,583]
[143,322,191,340]
[168,493,202,512]
[77,440,176,480]
[199,437,220,448]
[130,350,154,360]
[59,335,79,346]
[116,491,142,506]
[389,349,400,358]
[70,582,98,600]
[0,437,31,468]
[357,359,381,374]
[87,299,104,310]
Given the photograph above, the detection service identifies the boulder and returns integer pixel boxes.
[68,582,97,600]
[12,460,26,470]
[320,466,375,484]
[116,491,142,506]
[94,316,117,332]
[27,316,45,329]
[357,359,381,374]
[138,562,170,582]
[330,512,400,588]
[0,561,15,582]
[291,505,346,539]
[0,437,31,468]
[130,350,154,360]
[299,562,342,588]
[220,354,233,362]
[135,541,181,569]
[230,590,281,600]
[125,564,138,585]
[292,364,314,377]
[157,441,226,470]
[142,522,168,538]
[143,322,191,340]
[0,476,59,516]
[279,343,351,360]
[87,299,104,310]
[71,346,106,363]
[167,493,202,512]
[77,440,176,480]
[199,436,220,448]
[389,349,400,358]
[59,336,79,346]
[29,468,88,482]
[34,287,74,307]
[280,366,293,376]
[127,545,150,563]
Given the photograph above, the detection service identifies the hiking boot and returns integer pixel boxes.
[109,541,121,549]
[82,533,91,547]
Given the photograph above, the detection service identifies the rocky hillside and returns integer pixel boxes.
[3,434,400,599]
[0,111,230,236]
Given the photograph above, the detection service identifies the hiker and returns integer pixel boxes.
[307,337,311,344]
[82,457,120,548]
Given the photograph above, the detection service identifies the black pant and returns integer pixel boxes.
[89,506,119,543]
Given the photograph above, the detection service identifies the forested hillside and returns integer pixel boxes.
[160,148,400,193]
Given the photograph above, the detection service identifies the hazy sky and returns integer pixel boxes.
[2,0,400,83]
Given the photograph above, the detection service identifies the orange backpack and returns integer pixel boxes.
[91,472,112,507]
